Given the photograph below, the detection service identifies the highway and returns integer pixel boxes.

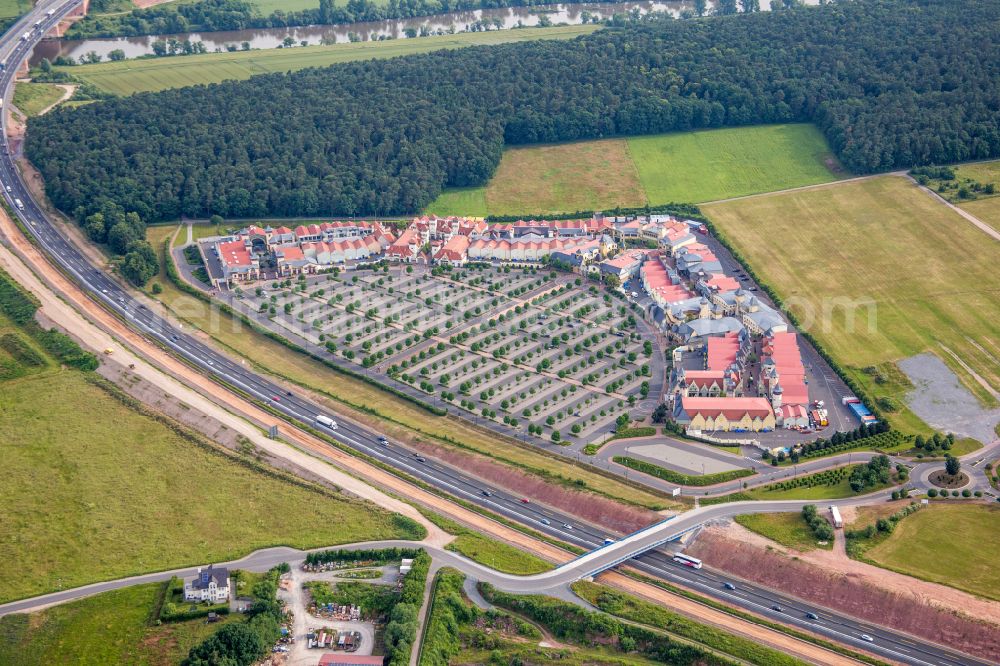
[0,6,993,666]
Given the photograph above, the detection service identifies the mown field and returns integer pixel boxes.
[735,513,832,551]
[0,315,421,602]
[864,504,1000,600]
[428,123,844,216]
[145,225,672,511]
[0,582,234,665]
[0,0,30,25]
[429,138,648,216]
[57,25,599,95]
[953,161,1000,231]
[703,176,1000,434]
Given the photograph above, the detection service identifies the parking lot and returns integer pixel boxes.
[228,263,661,444]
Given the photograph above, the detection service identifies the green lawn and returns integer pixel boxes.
[628,124,844,204]
[424,186,488,218]
[0,354,422,603]
[734,513,832,551]
[864,504,1000,600]
[446,533,553,575]
[0,0,30,23]
[0,582,235,665]
[12,82,66,117]
[747,465,894,500]
[60,25,599,95]
[704,175,1000,433]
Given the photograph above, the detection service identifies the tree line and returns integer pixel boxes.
[28,0,1000,224]
[64,0,626,40]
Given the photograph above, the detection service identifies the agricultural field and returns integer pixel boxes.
[145,225,672,510]
[863,504,1000,600]
[703,175,1000,434]
[734,513,833,551]
[627,124,844,204]
[11,82,66,117]
[0,0,30,28]
[231,263,652,444]
[427,123,844,216]
[0,582,234,665]
[56,25,599,95]
[0,316,421,602]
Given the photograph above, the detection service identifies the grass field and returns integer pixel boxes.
[427,123,844,216]
[145,225,672,510]
[0,324,421,602]
[703,176,1000,431]
[959,197,1000,233]
[446,533,553,575]
[864,504,1000,600]
[746,465,893,500]
[0,582,235,665]
[12,83,66,117]
[734,513,832,551]
[0,0,30,22]
[627,124,843,204]
[433,139,648,217]
[59,25,599,95]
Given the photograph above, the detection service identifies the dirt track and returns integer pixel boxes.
[0,209,885,665]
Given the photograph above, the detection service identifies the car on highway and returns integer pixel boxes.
[771,605,784,612]
[415,456,426,463]
[860,634,874,643]
[519,497,530,503]
[723,582,736,590]
[563,523,573,530]
[539,518,551,525]
[481,490,492,497]
[378,435,388,444]
[805,612,819,620]
[271,395,280,401]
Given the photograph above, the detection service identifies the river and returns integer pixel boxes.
[30,1,688,65]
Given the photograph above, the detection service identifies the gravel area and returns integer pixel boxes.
[898,353,1000,443]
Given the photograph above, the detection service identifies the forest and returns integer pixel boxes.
[27,0,1000,222]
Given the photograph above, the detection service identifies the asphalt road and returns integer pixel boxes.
[0,8,992,666]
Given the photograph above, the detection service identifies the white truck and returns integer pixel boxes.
[315,414,338,429]
[830,505,843,529]
[14,198,24,210]
[47,8,55,17]
[20,32,29,41]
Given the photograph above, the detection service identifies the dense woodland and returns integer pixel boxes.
[65,0,604,39]
[27,0,1000,222]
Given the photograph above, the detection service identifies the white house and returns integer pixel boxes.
[184,565,231,603]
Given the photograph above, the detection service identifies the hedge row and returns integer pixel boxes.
[162,238,447,416]
[0,332,45,367]
[699,216,886,428]
[479,583,738,666]
[486,202,707,224]
[614,456,754,487]
[385,551,432,666]
[572,581,807,666]
[304,547,422,567]
[0,268,98,370]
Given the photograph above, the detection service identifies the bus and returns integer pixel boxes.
[672,553,702,569]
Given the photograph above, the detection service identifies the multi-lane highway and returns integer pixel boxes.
[0,7,993,666]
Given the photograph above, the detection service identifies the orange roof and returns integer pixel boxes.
[217,239,252,268]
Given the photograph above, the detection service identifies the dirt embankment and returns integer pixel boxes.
[414,438,659,534]
[687,528,1000,660]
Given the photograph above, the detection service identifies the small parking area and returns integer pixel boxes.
[228,263,662,444]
